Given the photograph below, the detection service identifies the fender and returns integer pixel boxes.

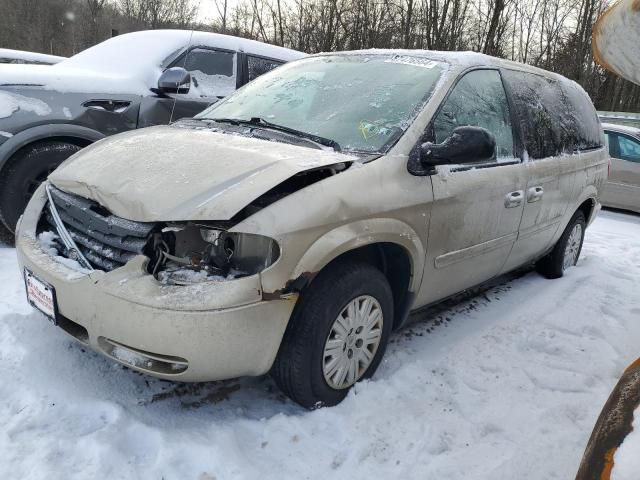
[0,123,105,173]
[290,218,425,294]
[544,186,599,252]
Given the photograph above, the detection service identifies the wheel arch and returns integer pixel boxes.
[577,196,597,225]
[0,124,105,174]
[322,243,415,330]
[289,219,424,330]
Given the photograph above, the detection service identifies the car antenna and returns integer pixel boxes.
[169,27,196,124]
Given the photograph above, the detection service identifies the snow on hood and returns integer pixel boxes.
[48,126,355,222]
[593,0,640,85]
[0,48,65,65]
[0,63,150,96]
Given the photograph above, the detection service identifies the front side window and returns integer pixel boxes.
[247,56,283,82]
[198,54,447,153]
[180,48,237,98]
[433,69,514,159]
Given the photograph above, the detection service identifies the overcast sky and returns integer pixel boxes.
[197,0,242,23]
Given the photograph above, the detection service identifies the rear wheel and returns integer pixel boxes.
[272,261,394,409]
[536,211,586,279]
[0,141,81,233]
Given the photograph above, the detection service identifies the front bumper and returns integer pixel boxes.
[15,186,295,381]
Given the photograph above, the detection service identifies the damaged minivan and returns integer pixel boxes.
[16,51,608,408]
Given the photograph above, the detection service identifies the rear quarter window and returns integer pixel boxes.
[502,69,602,159]
[247,56,284,82]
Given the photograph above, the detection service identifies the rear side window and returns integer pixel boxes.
[502,70,602,159]
[247,56,283,82]
[606,132,640,162]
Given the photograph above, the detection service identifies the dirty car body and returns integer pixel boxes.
[16,51,608,408]
[0,30,304,234]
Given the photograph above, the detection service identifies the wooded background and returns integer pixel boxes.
[1,0,638,112]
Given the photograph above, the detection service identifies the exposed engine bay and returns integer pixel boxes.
[149,224,280,285]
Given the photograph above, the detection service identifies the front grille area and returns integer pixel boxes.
[43,186,156,271]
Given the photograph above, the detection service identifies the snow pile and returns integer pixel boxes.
[0,91,52,119]
[37,231,91,275]
[0,48,64,65]
[612,409,640,480]
[0,210,638,479]
[189,70,237,98]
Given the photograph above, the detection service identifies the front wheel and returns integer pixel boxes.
[536,210,586,279]
[0,141,81,233]
[272,261,394,409]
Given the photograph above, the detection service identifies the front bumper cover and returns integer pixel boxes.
[15,185,295,381]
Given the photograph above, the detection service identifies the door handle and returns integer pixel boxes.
[504,190,524,208]
[527,186,544,203]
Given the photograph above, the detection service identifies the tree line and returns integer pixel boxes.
[0,0,638,112]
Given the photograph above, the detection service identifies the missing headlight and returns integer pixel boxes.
[149,224,280,285]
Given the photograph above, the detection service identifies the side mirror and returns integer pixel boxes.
[156,67,191,94]
[421,126,496,166]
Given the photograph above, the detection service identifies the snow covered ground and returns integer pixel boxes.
[0,209,638,480]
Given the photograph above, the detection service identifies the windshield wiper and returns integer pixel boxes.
[205,117,341,152]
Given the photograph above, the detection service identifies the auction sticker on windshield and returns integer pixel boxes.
[24,269,57,323]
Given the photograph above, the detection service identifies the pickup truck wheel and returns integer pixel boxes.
[536,211,586,279]
[0,141,81,233]
[272,261,393,409]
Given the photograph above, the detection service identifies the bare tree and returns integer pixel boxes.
[1,0,638,112]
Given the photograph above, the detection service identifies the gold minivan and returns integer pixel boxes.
[16,51,608,408]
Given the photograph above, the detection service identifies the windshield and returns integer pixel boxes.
[198,54,447,153]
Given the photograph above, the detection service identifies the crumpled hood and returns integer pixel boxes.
[49,126,355,222]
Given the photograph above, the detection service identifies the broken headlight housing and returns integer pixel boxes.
[149,225,280,285]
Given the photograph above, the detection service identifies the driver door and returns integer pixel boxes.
[417,69,527,305]
[139,48,237,128]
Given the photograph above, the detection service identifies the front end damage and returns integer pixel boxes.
[41,184,282,287]
[16,183,300,381]
[15,126,367,380]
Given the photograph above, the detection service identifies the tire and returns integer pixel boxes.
[536,210,586,279]
[0,141,81,233]
[272,261,394,409]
